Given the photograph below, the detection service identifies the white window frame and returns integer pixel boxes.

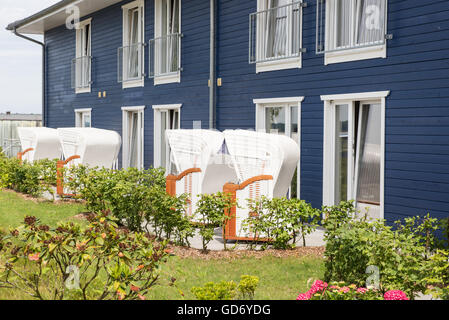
[255,0,303,73]
[154,0,182,85]
[75,18,92,94]
[122,0,145,89]
[75,108,92,127]
[153,104,182,169]
[324,0,387,65]
[321,91,389,219]
[254,97,303,198]
[122,106,145,169]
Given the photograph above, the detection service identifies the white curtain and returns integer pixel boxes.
[161,0,180,74]
[355,104,381,205]
[356,0,385,45]
[128,8,139,79]
[265,0,289,59]
[129,112,139,168]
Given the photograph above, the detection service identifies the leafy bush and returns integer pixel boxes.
[195,192,236,251]
[237,275,259,300]
[0,154,58,198]
[66,165,193,246]
[191,275,259,300]
[322,202,436,299]
[0,211,171,300]
[191,280,237,300]
[244,197,320,249]
[424,249,449,300]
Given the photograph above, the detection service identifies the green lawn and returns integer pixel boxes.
[0,190,85,233]
[0,190,324,300]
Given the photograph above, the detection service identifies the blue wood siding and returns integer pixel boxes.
[215,0,449,222]
[45,0,211,168]
[45,0,449,222]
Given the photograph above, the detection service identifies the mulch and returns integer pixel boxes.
[166,245,325,260]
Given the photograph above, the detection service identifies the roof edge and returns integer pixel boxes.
[5,0,77,32]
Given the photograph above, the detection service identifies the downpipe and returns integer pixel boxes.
[12,28,46,126]
[209,0,216,129]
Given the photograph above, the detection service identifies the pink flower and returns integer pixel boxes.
[309,280,328,294]
[296,292,311,300]
[357,288,368,294]
[384,290,409,300]
[339,286,350,293]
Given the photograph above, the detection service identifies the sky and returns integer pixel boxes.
[0,0,60,114]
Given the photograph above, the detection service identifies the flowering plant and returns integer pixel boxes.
[296,280,409,300]
[383,290,409,300]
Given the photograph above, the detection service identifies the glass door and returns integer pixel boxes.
[262,104,299,198]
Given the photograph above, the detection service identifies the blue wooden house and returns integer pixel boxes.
[7,0,449,223]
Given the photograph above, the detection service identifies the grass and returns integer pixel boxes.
[0,190,325,300]
[149,256,324,300]
[0,190,85,232]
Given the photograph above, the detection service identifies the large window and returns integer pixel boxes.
[322,91,388,219]
[119,0,145,88]
[122,106,145,169]
[250,0,303,73]
[75,108,92,128]
[254,97,303,198]
[153,104,181,171]
[316,0,388,65]
[72,18,91,93]
[150,0,182,85]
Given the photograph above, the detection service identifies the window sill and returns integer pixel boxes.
[122,78,145,89]
[154,72,181,86]
[256,56,302,73]
[75,86,91,94]
[324,44,386,65]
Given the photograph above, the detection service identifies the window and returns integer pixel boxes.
[75,108,92,127]
[72,18,91,93]
[151,0,182,85]
[119,0,145,88]
[153,104,181,170]
[249,0,304,73]
[321,91,388,219]
[254,97,303,198]
[316,0,388,65]
[122,106,145,169]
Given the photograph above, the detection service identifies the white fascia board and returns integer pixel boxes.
[253,97,304,104]
[74,108,92,112]
[320,91,390,102]
[152,104,182,110]
[121,106,146,111]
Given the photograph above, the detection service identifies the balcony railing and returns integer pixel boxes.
[148,33,183,78]
[71,56,92,89]
[118,42,145,83]
[249,1,305,64]
[316,0,391,54]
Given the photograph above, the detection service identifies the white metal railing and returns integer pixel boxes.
[316,0,391,54]
[71,56,92,89]
[118,43,146,83]
[249,1,306,64]
[148,33,183,78]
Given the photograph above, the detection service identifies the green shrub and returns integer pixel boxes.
[237,275,259,300]
[424,249,449,300]
[244,197,320,250]
[0,211,171,300]
[195,192,236,251]
[191,280,237,300]
[191,275,260,300]
[322,202,435,299]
